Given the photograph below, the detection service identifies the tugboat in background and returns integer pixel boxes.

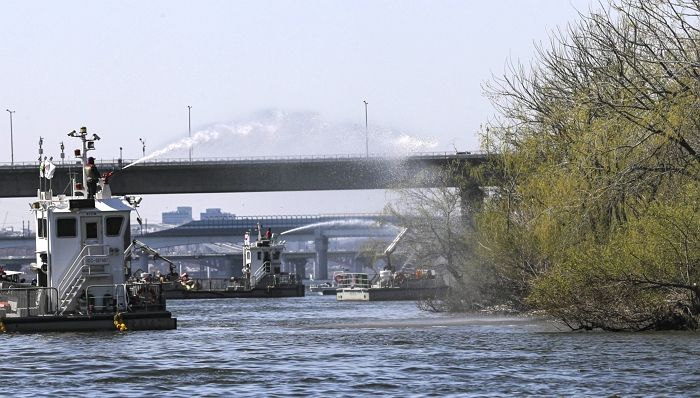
[164,224,305,299]
[0,127,177,332]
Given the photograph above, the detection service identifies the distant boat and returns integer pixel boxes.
[163,224,304,299]
[335,270,448,301]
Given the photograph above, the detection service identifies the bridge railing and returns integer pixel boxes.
[0,150,486,168]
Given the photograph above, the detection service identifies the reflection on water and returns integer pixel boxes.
[1,296,698,397]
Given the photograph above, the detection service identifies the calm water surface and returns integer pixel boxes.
[1,295,698,397]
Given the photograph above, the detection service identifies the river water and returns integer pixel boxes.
[1,295,698,397]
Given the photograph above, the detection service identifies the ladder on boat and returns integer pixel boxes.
[252,261,272,287]
[56,244,112,315]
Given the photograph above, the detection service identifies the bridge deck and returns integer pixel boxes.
[0,153,487,197]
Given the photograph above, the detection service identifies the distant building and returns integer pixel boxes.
[162,206,193,225]
[200,208,236,221]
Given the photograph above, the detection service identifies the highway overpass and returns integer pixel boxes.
[0,152,487,197]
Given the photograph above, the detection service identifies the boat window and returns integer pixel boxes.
[272,251,280,260]
[56,218,77,238]
[105,216,124,236]
[85,222,98,239]
[246,252,250,261]
[37,218,47,239]
[257,252,261,260]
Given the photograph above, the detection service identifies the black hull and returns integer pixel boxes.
[165,285,305,299]
[309,288,338,296]
[1,311,177,333]
[367,285,449,301]
[337,285,450,301]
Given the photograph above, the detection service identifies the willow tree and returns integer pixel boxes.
[480,0,700,330]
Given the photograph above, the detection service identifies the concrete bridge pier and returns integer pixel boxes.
[459,181,484,228]
[314,236,329,280]
[350,257,368,273]
[285,258,308,279]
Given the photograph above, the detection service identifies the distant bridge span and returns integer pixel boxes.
[0,152,488,197]
[0,213,399,279]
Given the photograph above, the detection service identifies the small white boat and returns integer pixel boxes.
[335,273,371,301]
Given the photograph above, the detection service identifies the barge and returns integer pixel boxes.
[164,226,304,299]
[336,270,449,301]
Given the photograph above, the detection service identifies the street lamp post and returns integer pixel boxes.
[6,109,15,165]
[187,105,192,162]
[363,101,368,158]
[139,138,145,158]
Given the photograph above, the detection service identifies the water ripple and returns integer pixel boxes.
[1,296,698,396]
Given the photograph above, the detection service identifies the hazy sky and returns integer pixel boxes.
[1,0,592,229]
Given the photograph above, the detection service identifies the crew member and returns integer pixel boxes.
[85,157,100,198]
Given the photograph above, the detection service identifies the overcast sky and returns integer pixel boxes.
[1,0,592,229]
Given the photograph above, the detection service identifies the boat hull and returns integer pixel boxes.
[1,311,177,333]
[309,287,337,296]
[165,285,305,299]
[337,286,449,301]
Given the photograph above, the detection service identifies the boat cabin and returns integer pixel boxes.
[242,228,285,288]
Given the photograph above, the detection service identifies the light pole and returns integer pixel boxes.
[139,138,145,158]
[187,105,192,162]
[363,100,368,158]
[6,109,15,165]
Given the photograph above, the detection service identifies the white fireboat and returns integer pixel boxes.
[0,127,177,333]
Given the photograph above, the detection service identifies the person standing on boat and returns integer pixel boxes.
[265,227,272,240]
[84,157,100,198]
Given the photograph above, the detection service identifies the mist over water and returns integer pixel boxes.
[125,110,439,167]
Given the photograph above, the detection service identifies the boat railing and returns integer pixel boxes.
[0,287,59,317]
[336,273,371,289]
[267,273,299,287]
[55,244,111,314]
[252,261,272,285]
[84,284,133,314]
[124,283,167,312]
[57,244,110,298]
[186,278,229,291]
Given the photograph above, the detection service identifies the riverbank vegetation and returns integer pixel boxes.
[389,0,699,331]
[479,0,700,331]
